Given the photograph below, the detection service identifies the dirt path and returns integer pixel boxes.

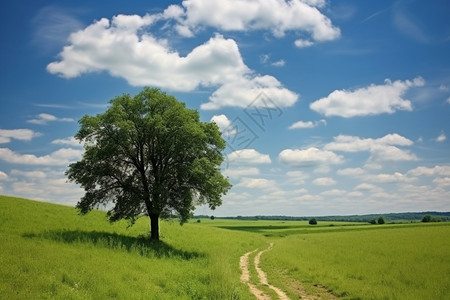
[240,249,271,299]
[240,243,290,300]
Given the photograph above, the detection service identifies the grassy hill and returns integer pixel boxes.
[0,195,265,299]
[2,195,449,299]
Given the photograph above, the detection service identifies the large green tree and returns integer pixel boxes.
[67,88,231,241]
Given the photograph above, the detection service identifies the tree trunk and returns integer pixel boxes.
[149,213,160,241]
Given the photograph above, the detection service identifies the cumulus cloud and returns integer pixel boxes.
[47,15,298,110]
[51,136,82,147]
[223,167,260,178]
[172,0,340,45]
[321,189,346,196]
[0,148,82,166]
[433,177,450,187]
[278,147,343,167]
[408,165,450,177]
[210,115,236,137]
[6,168,83,204]
[337,167,365,176]
[0,129,41,144]
[0,171,7,180]
[295,39,314,48]
[289,119,326,129]
[325,133,417,162]
[227,149,271,164]
[367,172,415,184]
[310,77,425,117]
[354,183,379,191]
[28,113,74,125]
[201,75,298,110]
[236,177,278,190]
[271,59,286,67]
[436,132,446,142]
[313,177,336,186]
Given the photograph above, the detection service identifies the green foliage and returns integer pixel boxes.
[309,218,317,225]
[66,88,231,240]
[369,219,377,224]
[422,214,432,222]
[377,217,385,224]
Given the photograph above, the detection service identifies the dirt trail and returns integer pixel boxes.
[240,243,338,300]
[240,243,290,300]
[240,249,271,299]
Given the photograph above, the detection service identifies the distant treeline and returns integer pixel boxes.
[194,212,450,222]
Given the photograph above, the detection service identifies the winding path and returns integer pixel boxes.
[239,243,290,300]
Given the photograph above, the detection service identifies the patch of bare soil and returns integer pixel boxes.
[240,243,338,300]
[240,249,271,300]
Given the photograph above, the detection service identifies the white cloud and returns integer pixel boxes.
[6,168,83,205]
[337,168,365,176]
[236,177,277,190]
[433,177,450,187]
[321,189,346,196]
[367,172,415,184]
[289,119,326,129]
[436,132,446,142]
[51,136,82,147]
[446,97,450,104]
[0,129,41,144]
[279,147,343,167]
[10,169,47,179]
[222,167,260,179]
[310,77,425,117]
[325,133,417,162]
[227,149,271,164]
[313,177,336,186]
[201,75,298,110]
[408,165,450,177]
[210,115,236,137]
[47,16,298,110]
[271,59,286,67]
[295,39,314,48]
[354,183,379,191]
[28,113,74,125]
[0,148,82,166]
[0,171,8,181]
[174,0,340,44]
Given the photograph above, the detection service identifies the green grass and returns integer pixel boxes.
[260,223,450,299]
[2,195,450,299]
[0,196,265,299]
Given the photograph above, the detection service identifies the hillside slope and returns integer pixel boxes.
[0,195,263,299]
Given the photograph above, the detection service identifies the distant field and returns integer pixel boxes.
[1,195,449,299]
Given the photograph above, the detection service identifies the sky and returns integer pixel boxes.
[1,0,449,217]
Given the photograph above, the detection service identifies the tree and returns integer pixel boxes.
[377,217,385,225]
[309,218,317,225]
[66,88,231,241]
[422,215,431,223]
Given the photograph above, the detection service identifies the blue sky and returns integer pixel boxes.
[1,0,449,217]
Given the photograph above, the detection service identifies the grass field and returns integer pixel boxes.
[1,195,449,299]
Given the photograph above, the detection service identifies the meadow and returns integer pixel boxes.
[1,195,449,299]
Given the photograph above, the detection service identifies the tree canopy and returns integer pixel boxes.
[67,88,231,240]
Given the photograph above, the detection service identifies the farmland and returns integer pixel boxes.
[1,195,449,299]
